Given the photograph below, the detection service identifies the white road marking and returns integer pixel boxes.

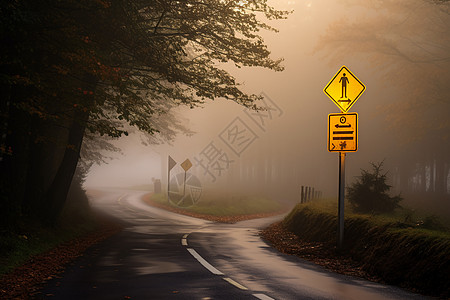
[253,293,275,300]
[187,248,224,275]
[223,277,248,290]
[182,233,189,246]
[120,193,275,298]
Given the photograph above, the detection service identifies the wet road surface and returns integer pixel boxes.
[40,190,430,299]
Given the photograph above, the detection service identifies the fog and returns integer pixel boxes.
[86,0,450,214]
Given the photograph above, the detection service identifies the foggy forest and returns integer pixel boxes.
[2,0,450,225]
[85,0,450,216]
[1,0,450,299]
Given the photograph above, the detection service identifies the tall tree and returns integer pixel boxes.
[0,0,289,224]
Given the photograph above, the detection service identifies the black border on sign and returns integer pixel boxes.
[327,112,358,152]
[323,66,366,113]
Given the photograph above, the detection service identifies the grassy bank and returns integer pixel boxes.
[0,210,99,276]
[0,188,120,277]
[0,206,122,299]
[283,200,450,298]
[144,193,284,222]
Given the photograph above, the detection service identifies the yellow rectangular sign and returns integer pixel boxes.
[328,113,358,152]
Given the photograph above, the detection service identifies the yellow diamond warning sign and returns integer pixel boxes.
[324,66,365,113]
[181,158,193,172]
[328,113,358,152]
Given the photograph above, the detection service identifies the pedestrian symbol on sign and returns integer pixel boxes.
[339,73,349,101]
[323,66,365,113]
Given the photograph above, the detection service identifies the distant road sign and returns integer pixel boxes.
[168,155,177,171]
[324,66,365,113]
[328,113,358,152]
[181,159,193,172]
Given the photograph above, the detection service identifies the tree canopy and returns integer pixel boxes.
[0,0,289,224]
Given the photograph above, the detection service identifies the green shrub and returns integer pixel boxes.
[347,161,402,213]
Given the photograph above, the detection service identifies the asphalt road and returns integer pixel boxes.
[40,190,430,300]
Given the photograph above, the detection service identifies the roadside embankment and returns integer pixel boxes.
[262,203,450,298]
[0,206,122,299]
[143,193,288,223]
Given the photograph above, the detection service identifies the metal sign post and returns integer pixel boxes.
[168,156,177,203]
[324,65,365,250]
[328,113,356,250]
[180,159,193,198]
[338,152,346,250]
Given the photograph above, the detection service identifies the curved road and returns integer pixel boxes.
[40,190,429,299]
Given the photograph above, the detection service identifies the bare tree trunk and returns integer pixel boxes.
[0,88,32,227]
[21,114,70,218]
[44,107,89,224]
[419,161,426,194]
[434,154,446,198]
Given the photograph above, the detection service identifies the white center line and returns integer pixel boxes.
[223,277,248,290]
[187,248,224,275]
[184,234,276,299]
[253,293,275,300]
[182,234,189,246]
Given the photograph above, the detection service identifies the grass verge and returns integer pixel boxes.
[0,213,96,276]
[282,200,450,298]
[0,207,122,299]
[144,193,285,223]
[0,189,123,276]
